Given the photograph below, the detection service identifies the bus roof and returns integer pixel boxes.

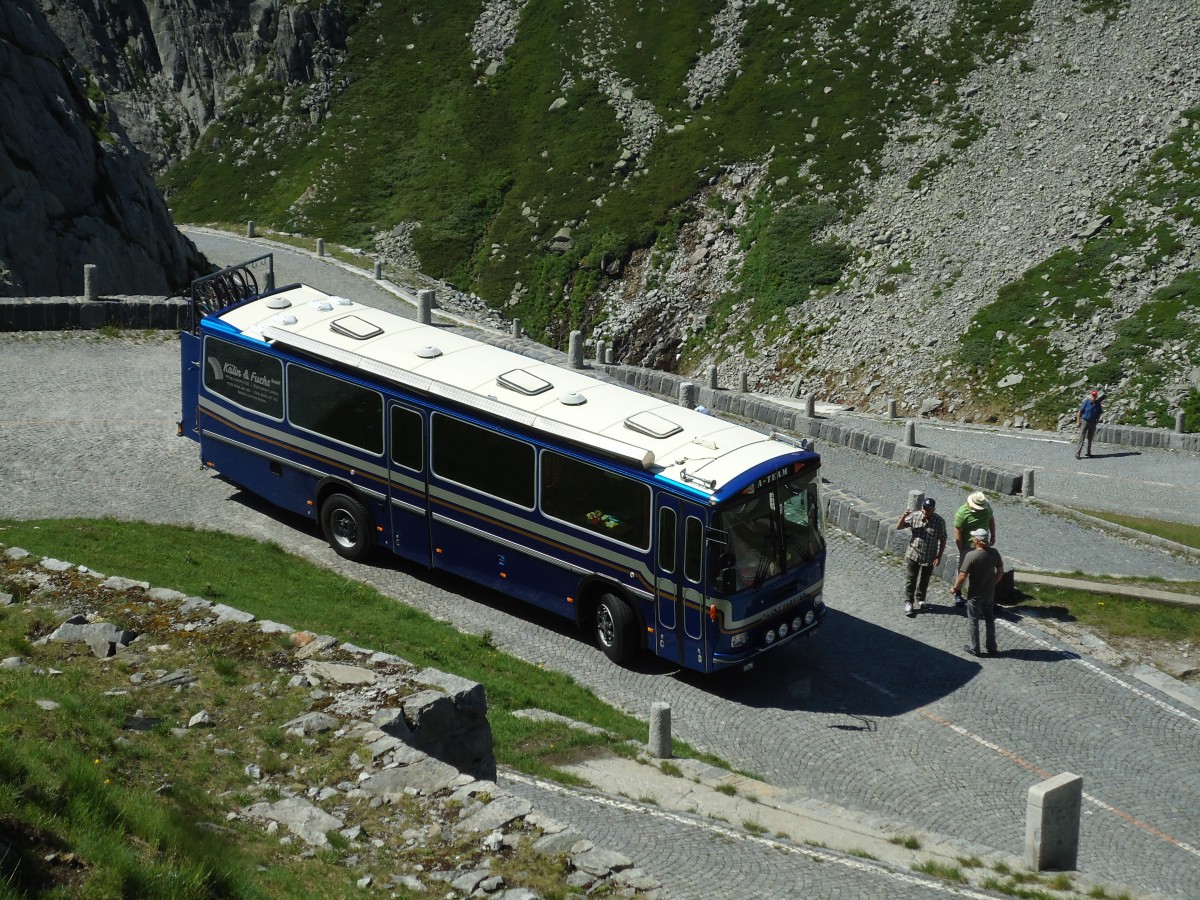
[207,284,817,502]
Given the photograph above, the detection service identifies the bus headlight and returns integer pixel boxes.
[792,616,803,632]
[730,633,748,649]
[804,610,815,626]
[764,629,776,645]
[777,622,789,638]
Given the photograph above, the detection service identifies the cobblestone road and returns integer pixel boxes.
[2,236,1198,897]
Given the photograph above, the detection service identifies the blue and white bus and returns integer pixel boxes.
[179,265,826,673]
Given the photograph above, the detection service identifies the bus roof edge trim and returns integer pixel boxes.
[260,326,656,471]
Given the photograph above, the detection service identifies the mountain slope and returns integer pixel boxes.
[99,0,1200,429]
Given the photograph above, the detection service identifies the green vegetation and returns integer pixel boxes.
[0,518,722,778]
[161,0,1038,355]
[912,860,966,883]
[1078,509,1200,551]
[1014,583,1200,646]
[955,104,1200,427]
[0,546,600,897]
[889,834,921,849]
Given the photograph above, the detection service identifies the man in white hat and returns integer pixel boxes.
[950,528,1005,657]
[952,491,995,607]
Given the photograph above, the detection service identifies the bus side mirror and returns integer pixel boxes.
[718,552,736,594]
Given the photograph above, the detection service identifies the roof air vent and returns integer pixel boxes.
[624,411,683,439]
[498,369,552,396]
[559,392,586,406]
[331,316,383,340]
[415,345,442,359]
[265,297,291,309]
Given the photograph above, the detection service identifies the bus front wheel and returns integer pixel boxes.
[320,493,374,560]
[595,593,635,665]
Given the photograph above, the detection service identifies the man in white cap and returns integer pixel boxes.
[952,492,995,607]
[950,528,1005,657]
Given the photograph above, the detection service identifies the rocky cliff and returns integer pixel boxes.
[36,0,349,172]
[0,0,206,297]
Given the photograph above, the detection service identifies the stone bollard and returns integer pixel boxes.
[649,702,672,759]
[887,399,897,419]
[738,372,748,393]
[373,260,383,279]
[707,365,718,390]
[905,420,917,447]
[1177,411,1187,434]
[605,348,614,364]
[417,289,434,325]
[1025,773,1082,871]
[511,317,521,338]
[247,220,256,238]
[83,264,98,301]
[316,238,325,257]
[1022,467,1036,498]
[568,330,584,369]
[595,339,606,364]
[907,489,924,513]
[680,382,698,409]
[803,394,815,418]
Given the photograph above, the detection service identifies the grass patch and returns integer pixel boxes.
[1015,583,1200,646]
[912,860,966,883]
[889,834,921,850]
[1078,508,1200,551]
[0,548,592,896]
[0,518,715,780]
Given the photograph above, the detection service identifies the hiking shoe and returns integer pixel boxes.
[963,644,980,657]
[904,602,914,617]
[953,593,966,608]
[915,600,925,612]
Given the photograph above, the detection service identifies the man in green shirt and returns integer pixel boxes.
[952,492,995,607]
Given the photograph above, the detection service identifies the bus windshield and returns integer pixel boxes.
[713,468,824,592]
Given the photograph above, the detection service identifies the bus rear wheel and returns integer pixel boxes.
[320,492,374,561]
[595,593,636,665]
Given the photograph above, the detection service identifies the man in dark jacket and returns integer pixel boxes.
[1076,389,1103,459]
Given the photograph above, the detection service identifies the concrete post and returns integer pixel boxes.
[605,347,614,364]
[83,264,98,301]
[649,701,672,759]
[680,382,698,409]
[707,365,718,390]
[1022,467,1036,498]
[904,420,917,447]
[247,220,256,238]
[417,289,434,325]
[907,490,924,513]
[1025,772,1082,871]
[738,372,748,393]
[316,238,325,257]
[887,399,897,419]
[1176,411,1187,434]
[568,330,584,369]
[803,394,815,418]
[373,260,382,279]
[511,318,521,338]
[595,339,606,364]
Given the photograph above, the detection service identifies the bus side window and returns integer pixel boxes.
[684,516,703,583]
[390,405,423,471]
[657,506,677,573]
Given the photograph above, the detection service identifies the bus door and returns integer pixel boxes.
[654,497,709,668]
[386,401,431,566]
[679,505,710,670]
[653,497,684,665]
